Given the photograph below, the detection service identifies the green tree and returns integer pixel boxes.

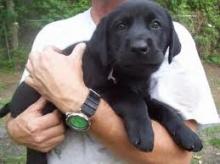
[0,0,18,57]
[0,0,219,70]
[0,0,90,69]
[157,0,220,62]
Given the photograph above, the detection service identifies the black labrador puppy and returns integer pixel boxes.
[0,0,203,163]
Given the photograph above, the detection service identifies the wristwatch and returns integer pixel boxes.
[65,89,100,131]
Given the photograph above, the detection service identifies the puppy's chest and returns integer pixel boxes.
[125,81,149,98]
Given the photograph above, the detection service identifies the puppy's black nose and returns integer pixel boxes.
[131,40,149,55]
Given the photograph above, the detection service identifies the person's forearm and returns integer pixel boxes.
[90,99,194,164]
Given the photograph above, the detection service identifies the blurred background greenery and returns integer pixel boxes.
[0,0,219,71]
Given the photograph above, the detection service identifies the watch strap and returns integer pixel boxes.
[81,89,100,117]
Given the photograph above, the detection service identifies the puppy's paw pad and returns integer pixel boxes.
[136,138,154,152]
[173,126,203,152]
[127,122,154,152]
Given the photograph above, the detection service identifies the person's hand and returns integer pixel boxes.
[25,43,89,113]
[6,97,65,153]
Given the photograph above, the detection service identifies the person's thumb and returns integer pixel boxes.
[28,97,47,115]
[69,42,86,65]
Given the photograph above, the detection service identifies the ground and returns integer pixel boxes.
[0,63,219,164]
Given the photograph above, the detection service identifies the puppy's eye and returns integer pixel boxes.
[116,23,127,31]
[150,20,161,30]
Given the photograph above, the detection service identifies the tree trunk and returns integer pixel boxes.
[5,0,19,50]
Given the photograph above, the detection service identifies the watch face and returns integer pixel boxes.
[66,114,90,131]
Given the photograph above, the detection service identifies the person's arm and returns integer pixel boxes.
[91,99,196,164]
[23,43,196,163]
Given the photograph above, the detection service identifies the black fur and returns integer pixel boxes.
[0,0,202,163]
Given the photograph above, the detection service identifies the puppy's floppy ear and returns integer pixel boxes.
[168,21,181,64]
[88,16,109,66]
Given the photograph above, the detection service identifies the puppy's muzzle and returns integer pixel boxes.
[131,39,149,56]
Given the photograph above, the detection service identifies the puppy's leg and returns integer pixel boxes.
[147,98,203,152]
[27,149,47,164]
[0,103,10,117]
[102,88,154,151]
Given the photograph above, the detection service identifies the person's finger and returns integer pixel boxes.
[35,134,65,153]
[27,97,47,113]
[26,59,33,74]
[33,110,63,130]
[24,75,35,87]
[43,46,62,56]
[51,46,62,53]
[33,123,65,144]
[44,134,65,148]
[28,51,39,67]
[69,42,86,62]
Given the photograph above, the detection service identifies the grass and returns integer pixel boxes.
[202,125,220,136]
[206,55,220,65]
[0,98,10,108]
[190,125,220,164]
[209,138,220,149]
[0,153,26,164]
[200,125,220,148]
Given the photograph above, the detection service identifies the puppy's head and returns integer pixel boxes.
[89,0,181,78]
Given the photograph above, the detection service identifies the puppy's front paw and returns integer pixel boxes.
[172,125,203,152]
[125,119,154,152]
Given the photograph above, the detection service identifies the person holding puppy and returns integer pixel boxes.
[6,0,219,163]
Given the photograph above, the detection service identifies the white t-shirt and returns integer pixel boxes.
[20,9,220,164]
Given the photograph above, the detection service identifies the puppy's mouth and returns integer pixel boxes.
[122,61,161,69]
[119,49,164,66]
[125,64,160,74]
[112,49,164,78]
[113,62,161,78]
[123,63,158,68]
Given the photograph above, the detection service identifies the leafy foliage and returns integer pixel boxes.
[0,0,90,70]
[0,0,219,70]
[14,0,90,28]
[157,0,220,61]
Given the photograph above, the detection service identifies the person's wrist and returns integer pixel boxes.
[59,86,89,113]
[65,87,101,131]
[75,86,90,111]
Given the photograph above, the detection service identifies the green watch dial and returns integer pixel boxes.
[66,113,90,131]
